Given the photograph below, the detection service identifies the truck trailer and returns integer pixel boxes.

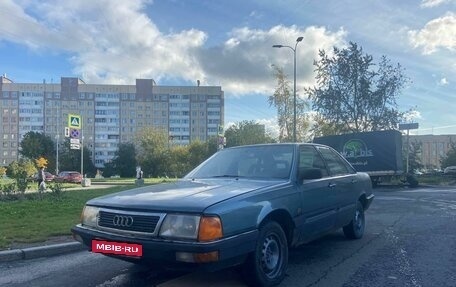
[313,130,416,186]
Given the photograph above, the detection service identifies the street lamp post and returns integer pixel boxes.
[273,36,303,142]
[55,134,59,175]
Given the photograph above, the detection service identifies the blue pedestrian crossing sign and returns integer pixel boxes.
[68,114,81,129]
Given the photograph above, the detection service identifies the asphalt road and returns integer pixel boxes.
[1,185,455,287]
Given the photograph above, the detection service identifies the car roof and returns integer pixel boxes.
[224,143,327,150]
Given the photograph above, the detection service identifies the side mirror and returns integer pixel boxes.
[299,168,323,181]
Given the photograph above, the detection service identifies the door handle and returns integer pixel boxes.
[328,183,337,188]
[351,179,358,184]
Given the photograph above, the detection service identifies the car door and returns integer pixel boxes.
[316,146,358,227]
[297,145,338,242]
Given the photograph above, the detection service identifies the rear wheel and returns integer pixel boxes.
[343,201,365,239]
[243,221,288,287]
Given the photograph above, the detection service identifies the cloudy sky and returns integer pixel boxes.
[0,0,455,136]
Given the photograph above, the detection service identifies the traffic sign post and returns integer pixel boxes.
[70,143,81,150]
[66,114,84,182]
[399,122,419,174]
[68,114,81,129]
[70,129,80,138]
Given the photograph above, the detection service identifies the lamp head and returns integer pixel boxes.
[272,45,283,48]
[296,36,303,42]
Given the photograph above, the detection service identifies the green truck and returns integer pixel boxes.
[314,130,417,187]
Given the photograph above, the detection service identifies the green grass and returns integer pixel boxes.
[0,186,132,250]
[415,174,456,186]
[0,178,177,250]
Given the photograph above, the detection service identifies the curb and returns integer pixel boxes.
[0,242,86,263]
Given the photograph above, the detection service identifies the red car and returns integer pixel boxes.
[33,171,55,182]
[55,171,83,183]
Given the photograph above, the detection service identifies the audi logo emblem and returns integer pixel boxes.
[112,215,134,227]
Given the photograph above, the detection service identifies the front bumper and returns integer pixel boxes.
[71,225,258,270]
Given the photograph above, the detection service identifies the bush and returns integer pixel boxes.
[49,182,65,196]
[0,182,16,195]
[406,174,419,188]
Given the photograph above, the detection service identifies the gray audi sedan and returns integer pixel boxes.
[72,143,374,286]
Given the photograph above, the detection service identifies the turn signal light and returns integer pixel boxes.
[198,216,223,242]
[194,251,219,263]
[176,251,219,263]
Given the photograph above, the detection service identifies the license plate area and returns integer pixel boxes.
[92,239,143,257]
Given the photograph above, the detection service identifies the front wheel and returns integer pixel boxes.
[243,221,288,287]
[343,201,365,239]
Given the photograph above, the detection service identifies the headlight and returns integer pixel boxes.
[159,214,201,239]
[81,205,100,227]
[159,214,223,241]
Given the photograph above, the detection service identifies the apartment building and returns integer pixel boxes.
[0,76,224,167]
[408,134,456,169]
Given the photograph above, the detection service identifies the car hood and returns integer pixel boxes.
[87,178,287,213]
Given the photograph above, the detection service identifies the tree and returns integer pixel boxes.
[165,145,191,178]
[441,142,456,168]
[35,157,48,169]
[404,140,423,173]
[269,65,309,142]
[6,159,37,193]
[307,42,409,136]
[206,136,219,156]
[224,120,276,148]
[20,131,56,171]
[0,166,6,177]
[135,127,169,177]
[103,143,137,177]
[58,139,96,177]
[188,140,214,168]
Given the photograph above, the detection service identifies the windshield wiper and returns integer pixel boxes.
[211,175,244,178]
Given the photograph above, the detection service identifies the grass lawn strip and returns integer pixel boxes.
[0,178,176,250]
[0,186,131,250]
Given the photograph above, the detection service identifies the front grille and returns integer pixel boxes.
[98,210,160,234]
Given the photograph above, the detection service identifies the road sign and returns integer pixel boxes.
[70,138,80,144]
[68,114,81,129]
[70,129,80,138]
[399,123,419,130]
[217,125,224,136]
[70,143,81,150]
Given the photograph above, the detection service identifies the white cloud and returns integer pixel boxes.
[199,25,346,95]
[403,110,423,122]
[0,0,347,95]
[408,12,456,54]
[0,0,207,84]
[256,118,280,139]
[439,77,449,85]
[420,0,454,8]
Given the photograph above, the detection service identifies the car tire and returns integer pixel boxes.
[242,221,288,287]
[343,201,365,239]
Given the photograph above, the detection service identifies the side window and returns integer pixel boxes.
[317,147,351,176]
[299,145,328,177]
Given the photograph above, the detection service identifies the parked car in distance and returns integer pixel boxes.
[55,171,83,183]
[72,143,374,286]
[443,166,456,175]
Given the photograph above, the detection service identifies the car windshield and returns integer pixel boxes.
[186,145,294,180]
